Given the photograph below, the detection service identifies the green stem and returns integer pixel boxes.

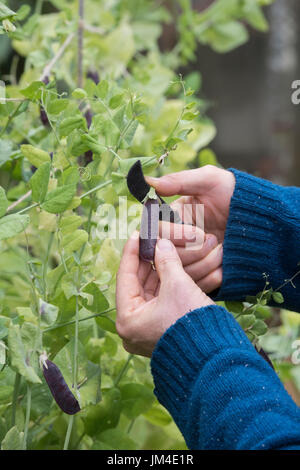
[11,373,21,427]
[127,418,135,434]
[80,179,112,199]
[23,385,31,450]
[114,354,133,387]
[43,232,55,299]
[63,415,74,450]
[17,203,39,215]
[0,102,24,138]
[43,308,115,332]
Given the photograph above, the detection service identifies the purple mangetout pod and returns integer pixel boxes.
[139,198,160,264]
[42,357,80,415]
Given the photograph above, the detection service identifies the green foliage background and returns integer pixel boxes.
[1,0,295,451]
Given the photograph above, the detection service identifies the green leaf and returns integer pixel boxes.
[47,98,69,115]
[39,299,58,327]
[119,383,154,419]
[29,162,50,203]
[0,186,8,217]
[243,2,268,32]
[59,115,88,138]
[109,93,124,109]
[21,144,50,168]
[182,111,199,121]
[84,387,122,436]
[272,291,284,304]
[0,214,30,241]
[237,314,256,330]
[20,81,45,101]
[1,426,23,450]
[225,301,244,314]
[94,428,137,450]
[143,404,172,426]
[96,315,117,335]
[81,282,109,313]
[0,2,16,21]
[72,88,87,99]
[198,148,218,167]
[62,229,88,254]
[251,319,268,336]
[96,80,109,99]
[60,215,82,235]
[41,184,76,214]
[8,324,41,384]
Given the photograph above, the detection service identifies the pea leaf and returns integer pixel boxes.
[47,98,69,115]
[272,292,284,304]
[1,426,23,451]
[21,144,50,168]
[8,324,41,384]
[0,186,8,217]
[41,184,76,214]
[29,162,50,203]
[81,282,109,313]
[0,214,30,241]
[20,81,45,101]
[62,229,88,254]
[96,80,109,99]
[59,115,88,137]
[119,383,154,419]
[60,215,83,235]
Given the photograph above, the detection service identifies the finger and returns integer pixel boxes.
[169,197,204,228]
[146,167,214,197]
[116,231,144,314]
[154,238,186,284]
[184,244,223,281]
[177,233,219,266]
[143,269,160,300]
[159,220,204,247]
[137,259,152,286]
[196,267,223,294]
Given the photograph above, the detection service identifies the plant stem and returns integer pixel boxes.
[40,32,76,82]
[42,232,55,299]
[6,190,32,213]
[78,0,84,88]
[17,202,39,215]
[114,354,133,387]
[11,373,21,427]
[0,101,24,138]
[43,307,115,332]
[63,415,74,450]
[80,179,112,199]
[23,385,31,449]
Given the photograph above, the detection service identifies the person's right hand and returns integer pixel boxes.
[147,165,236,242]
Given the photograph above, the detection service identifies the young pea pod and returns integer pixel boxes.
[126,160,182,223]
[139,198,160,264]
[41,355,80,415]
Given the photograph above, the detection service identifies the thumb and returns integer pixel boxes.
[155,238,185,282]
[146,168,208,197]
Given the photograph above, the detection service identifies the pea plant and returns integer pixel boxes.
[0,0,274,450]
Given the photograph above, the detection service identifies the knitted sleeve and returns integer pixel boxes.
[151,305,300,450]
[213,169,300,312]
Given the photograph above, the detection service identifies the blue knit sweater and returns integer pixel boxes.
[151,169,300,450]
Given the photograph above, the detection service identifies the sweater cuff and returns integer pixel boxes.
[214,168,284,302]
[151,305,254,430]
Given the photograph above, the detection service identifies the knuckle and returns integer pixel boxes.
[116,318,131,340]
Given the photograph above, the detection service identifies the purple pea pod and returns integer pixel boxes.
[40,354,80,415]
[139,198,160,264]
[87,70,100,85]
[40,75,50,126]
[84,109,93,130]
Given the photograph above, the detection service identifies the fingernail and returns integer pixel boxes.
[157,238,174,252]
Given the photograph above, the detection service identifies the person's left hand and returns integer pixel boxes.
[116,232,215,357]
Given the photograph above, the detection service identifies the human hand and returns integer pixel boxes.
[159,221,223,293]
[116,233,214,357]
[147,165,236,242]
